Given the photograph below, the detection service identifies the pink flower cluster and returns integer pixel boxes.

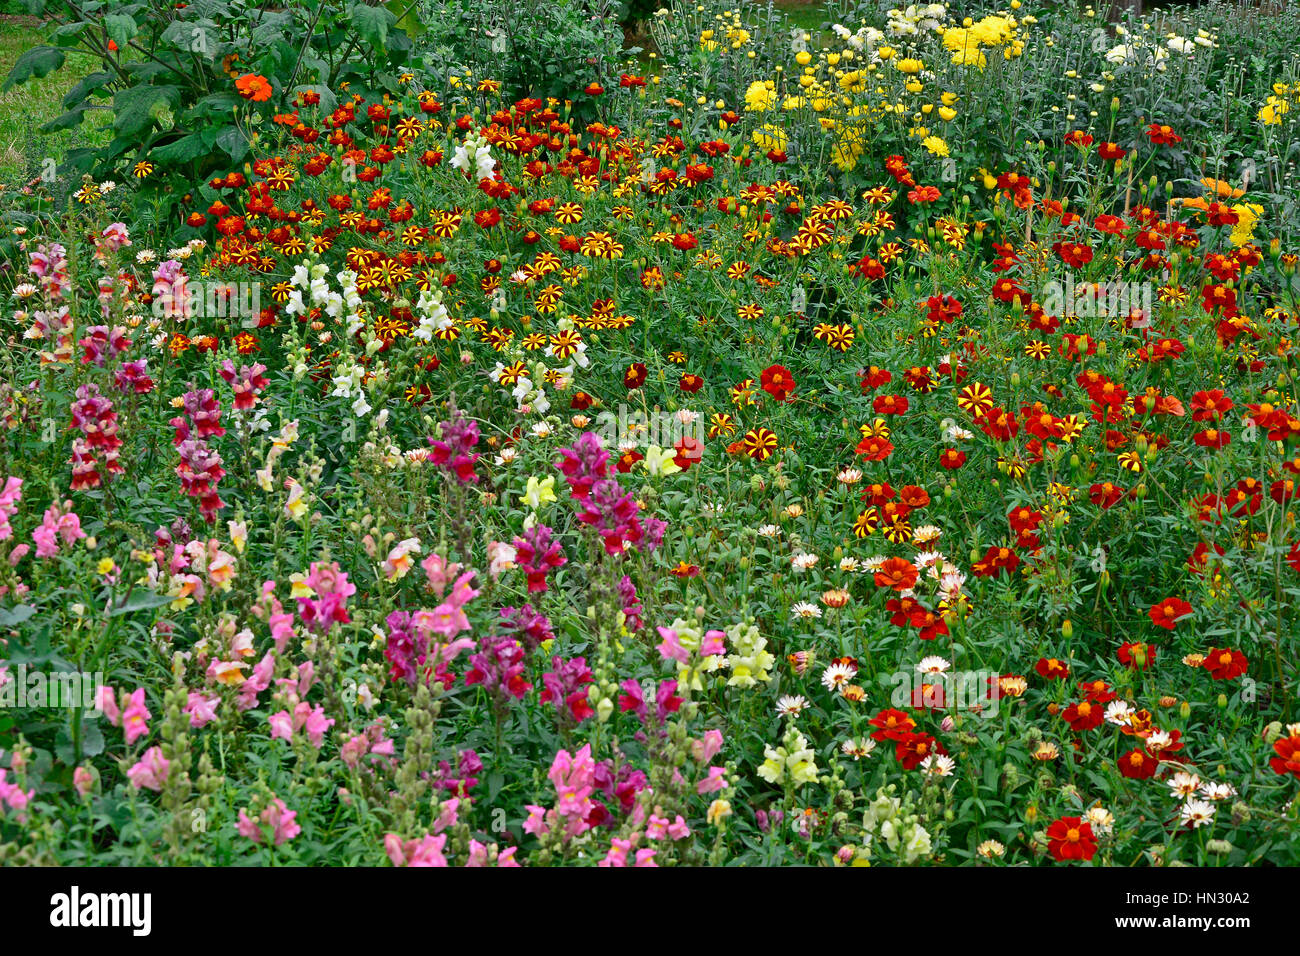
[237,798,300,846]
[427,405,481,483]
[269,701,335,748]
[127,747,170,791]
[172,387,226,523]
[218,359,270,411]
[524,744,600,842]
[512,522,565,593]
[0,477,22,542]
[32,501,86,558]
[556,432,666,555]
[97,686,151,745]
[0,768,34,820]
[540,655,594,722]
[70,384,125,489]
[296,561,355,634]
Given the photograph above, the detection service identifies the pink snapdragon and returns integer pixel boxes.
[0,476,22,540]
[121,688,152,745]
[297,561,356,634]
[512,522,566,593]
[0,768,34,819]
[218,359,270,410]
[267,701,335,748]
[237,798,301,846]
[384,832,448,867]
[184,692,221,728]
[126,747,170,791]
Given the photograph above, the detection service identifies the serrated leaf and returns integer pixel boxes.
[151,132,209,162]
[104,13,137,50]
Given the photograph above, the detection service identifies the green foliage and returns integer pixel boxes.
[413,0,626,116]
[1,0,424,229]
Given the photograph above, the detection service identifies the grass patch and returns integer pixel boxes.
[0,15,109,188]
[772,0,829,35]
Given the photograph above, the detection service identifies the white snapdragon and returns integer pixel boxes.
[450,133,497,182]
[412,288,453,341]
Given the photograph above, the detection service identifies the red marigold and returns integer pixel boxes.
[1046,815,1098,862]
[1148,597,1193,630]
[1203,647,1248,680]
[760,364,795,402]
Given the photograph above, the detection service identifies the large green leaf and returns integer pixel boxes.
[112,84,181,135]
[351,2,395,50]
[62,70,114,110]
[215,124,248,161]
[151,132,211,163]
[2,45,65,90]
[39,108,88,133]
[104,13,138,50]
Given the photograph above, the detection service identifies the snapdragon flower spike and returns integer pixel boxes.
[576,478,646,555]
[175,439,227,523]
[496,604,553,650]
[524,745,599,842]
[69,383,125,488]
[434,748,483,795]
[617,575,644,631]
[618,678,683,725]
[114,359,154,394]
[592,759,649,815]
[540,654,595,722]
[29,242,70,300]
[427,406,481,483]
[218,359,270,410]
[297,561,356,634]
[181,387,226,441]
[78,325,131,367]
[31,501,86,558]
[512,522,566,593]
[556,430,610,500]
[465,635,531,701]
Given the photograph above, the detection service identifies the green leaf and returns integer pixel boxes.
[108,590,175,617]
[2,45,65,91]
[62,70,114,109]
[80,719,106,758]
[151,132,210,162]
[0,604,36,627]
[112,84,181,136]
[387,0,425,37]
[104,13,138,50]
[40,108,88,133]
[215,124,248,161]
[352,2,395,50]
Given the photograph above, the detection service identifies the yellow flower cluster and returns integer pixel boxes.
[940,14,1024,68]
[1259,83,1297,127]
